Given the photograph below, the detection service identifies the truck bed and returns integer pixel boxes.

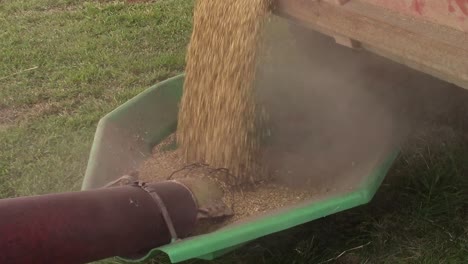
[275,0,468,89]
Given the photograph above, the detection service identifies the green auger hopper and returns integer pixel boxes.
[81,74,397,263]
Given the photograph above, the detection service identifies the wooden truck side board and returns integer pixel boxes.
[361,0,468,32]
[275,0,468,89]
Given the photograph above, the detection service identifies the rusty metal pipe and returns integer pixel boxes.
[0,181,198,264]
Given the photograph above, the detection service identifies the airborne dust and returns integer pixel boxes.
[142,4,468,230]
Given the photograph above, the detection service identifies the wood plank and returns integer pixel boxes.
[275,0,468,89]
[344,1,468,51]
[358,0,468,32]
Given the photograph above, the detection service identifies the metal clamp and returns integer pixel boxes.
[103,176,179,243]
[136,181,179,243]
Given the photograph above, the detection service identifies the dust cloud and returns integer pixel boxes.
[254,17,468,189]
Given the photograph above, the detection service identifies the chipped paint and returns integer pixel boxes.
[411,0,425,15]
[455,0,468,16]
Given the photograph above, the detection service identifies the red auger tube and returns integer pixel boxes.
[0,181,198,264]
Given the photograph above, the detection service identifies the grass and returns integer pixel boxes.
[1,1,467,263]
[0,0,193,197]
